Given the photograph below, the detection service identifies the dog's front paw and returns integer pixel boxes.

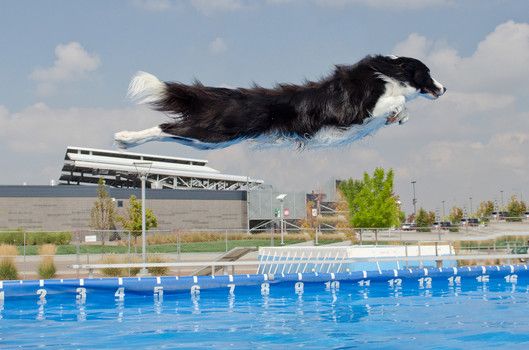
[114,131,136,149]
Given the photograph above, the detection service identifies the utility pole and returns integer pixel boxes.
[411,180,417,217]
[442,200,446,220]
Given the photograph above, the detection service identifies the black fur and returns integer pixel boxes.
[148,55,443,147]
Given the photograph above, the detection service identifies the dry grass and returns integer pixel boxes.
[99,254,143,277]
[0,244,18,280]
[0,244,18,259]
[38,244,57,279]
[147,255,169,276]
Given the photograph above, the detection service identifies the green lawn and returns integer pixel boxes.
[15,238,329,255]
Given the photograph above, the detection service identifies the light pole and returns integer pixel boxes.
[411,180,417,217]
[500,190,504,211]
[442,200,446,220]
[133,161,152,275]
[469,196,473,218]
[276,194,287,245]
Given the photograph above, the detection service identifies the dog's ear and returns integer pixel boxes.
[413,69,427,85]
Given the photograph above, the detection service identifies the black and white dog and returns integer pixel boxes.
[115,55,445,150]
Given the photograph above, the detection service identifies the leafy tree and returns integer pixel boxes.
[449,207,464,224]
[339,168,400,228]
[476,200,494,219]
[118,195,158,244]
[415,208,435,232]
[506,196,527,222]
[90,178,117,245]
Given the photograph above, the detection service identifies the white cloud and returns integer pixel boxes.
[314,0,453,9]
[30,42,101,96]
[394,21,529,94]
[208,37,228,55]
[0,103,160,154]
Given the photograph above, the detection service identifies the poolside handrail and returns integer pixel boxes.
[69,252,529,278]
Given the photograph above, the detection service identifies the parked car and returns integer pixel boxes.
[525,211,529,219]
[401,223,415,231]
[440,221,452,229]
[468,218,479,226]
[460,218,468,226]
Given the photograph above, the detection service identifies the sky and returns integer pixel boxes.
[1,0,529,215]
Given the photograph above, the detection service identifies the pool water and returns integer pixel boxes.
[1,273,529,349]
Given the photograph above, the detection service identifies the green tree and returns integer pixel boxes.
[506,196,527,222]
[415,208,435,232]
[118,195,158,244]
[476,200,494,219]
[449,206,464,224]
[339,168,400,228]
[90,178,117,245]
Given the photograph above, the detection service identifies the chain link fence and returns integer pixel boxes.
[1,227,529,280]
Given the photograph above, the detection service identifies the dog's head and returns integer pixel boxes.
[383,55,446,99]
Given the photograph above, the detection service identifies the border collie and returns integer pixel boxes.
[115,55,445,150]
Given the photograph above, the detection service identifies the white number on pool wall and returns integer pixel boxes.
[36,288,47,301]
[115,287,125,301]
[388,279,402,288]
[448,276,461,286]
[190,285,200,296]
[358,280,370,287]
[325,281,340,291]
[505,274,518,283]
[261,282,270,295]
[154,286,164,298]
[295,282,304,295]
[227,284,235,296]
[418,277,432,288]
[76,287,86,301]
[476,275,490,283]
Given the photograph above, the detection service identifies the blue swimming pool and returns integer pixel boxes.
[1,265,529,349]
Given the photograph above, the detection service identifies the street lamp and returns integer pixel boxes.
[411,180,417,217]
[133,161,152,275]
[276,194,287,245]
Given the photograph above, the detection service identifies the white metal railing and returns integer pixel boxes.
[69,253,529,278]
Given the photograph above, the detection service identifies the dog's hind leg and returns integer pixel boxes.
[114,126,168,149]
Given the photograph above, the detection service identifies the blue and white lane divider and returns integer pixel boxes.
[0,264,527,300]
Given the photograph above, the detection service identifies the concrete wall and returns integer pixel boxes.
[0,186,247,231]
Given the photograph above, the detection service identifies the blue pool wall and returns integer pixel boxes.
[1,264,527,299]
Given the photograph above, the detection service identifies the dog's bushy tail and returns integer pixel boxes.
[127,71,274,144]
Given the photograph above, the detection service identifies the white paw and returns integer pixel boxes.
[114,131,137,149]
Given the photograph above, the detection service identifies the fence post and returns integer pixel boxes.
[225,229,228,252]
[375,229,378,246]
[359,229,363,245]
[76,231,80,279]
[315,227,319,246]
[23,231,27,280]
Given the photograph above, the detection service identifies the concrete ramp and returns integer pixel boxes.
[192,247,257,276]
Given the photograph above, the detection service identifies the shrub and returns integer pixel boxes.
[0,244,18,280]
[99,255,142,277]
[0,231,72,246]
[38,244,57,279]
[147,255,169,276]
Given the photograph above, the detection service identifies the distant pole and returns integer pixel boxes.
[469,197,473,217]
[280,200,285,245]
[134,162,152,276]
[140,174,147,275]
[411,181,417,217]
[500,190,504,211]
[442,200,446,220]
[246,176,250,234]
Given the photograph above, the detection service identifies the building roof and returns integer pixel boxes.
[59,146,263,190]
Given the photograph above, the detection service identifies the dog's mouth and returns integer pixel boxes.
[421,88,441,99]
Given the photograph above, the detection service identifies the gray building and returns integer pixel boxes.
[0,185,247,231]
